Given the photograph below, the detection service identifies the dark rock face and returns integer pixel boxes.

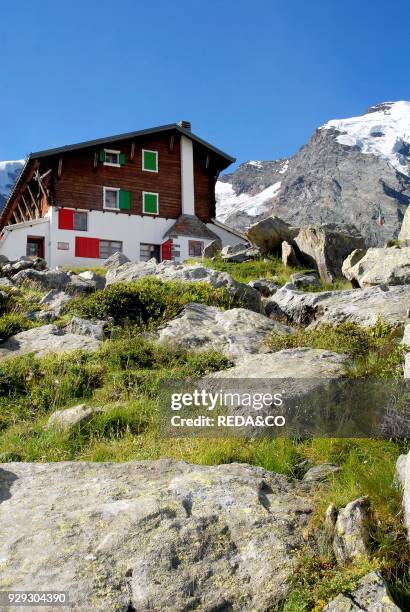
[218,126,410,247]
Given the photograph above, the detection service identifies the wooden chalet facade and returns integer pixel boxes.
[0,122,244,267]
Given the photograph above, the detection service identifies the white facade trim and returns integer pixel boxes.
[180,135,195,215]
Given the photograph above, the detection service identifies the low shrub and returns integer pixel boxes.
[63,277,236,327]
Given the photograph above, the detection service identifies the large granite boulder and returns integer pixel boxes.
[102,251,131,269]
[46,404,104,431]
[221,244,261,263]
[0,324,101,361]
[294,223,365,283]
[106,259,262,313]
[78,270,106,290]
[342,247,410,287]
[265,283,410,328]
[247,215,298,254]
[323,571,401,611]
[157,303,292,361]
[202,238,222,258]
[332,498,371,563]
[281,240,300,267]
[0,460,314,611]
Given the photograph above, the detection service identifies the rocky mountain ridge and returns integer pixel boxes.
[0,159,24,211]
[217,101,410,246]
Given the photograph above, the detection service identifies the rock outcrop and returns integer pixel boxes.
[247,216,298,253]
[0,324,101,361]
[294,223,365,283]
[46,404,103,431]
[265,283,410,328]
[399,205,410,244]
[282,240,300,267]
[332,498,371,563]
[0,460,314,611]
[202,238,222,258]
[342,247,410,287]
[12,268,96,294]
[106,259,262,313]
[323,571,401,611]
[157,303,292,361]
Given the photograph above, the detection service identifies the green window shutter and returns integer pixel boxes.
[119,152,126,166]
[99,150,106,162]
[143,150,157,171]
[119,190,131,210]
[143,193,158,214]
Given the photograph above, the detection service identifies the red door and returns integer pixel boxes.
[161,239,172,261]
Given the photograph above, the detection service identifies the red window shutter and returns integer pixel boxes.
[58,209,74,230]
[161,239,172,261]
[75,237,100,258]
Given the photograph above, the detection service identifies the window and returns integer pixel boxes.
[58,209,87,231]
[142,192,159,215]
[99,240,123,259]
[188,240,204,257]
[140,243,160,262]
[26,236,45,259]
[142,149,158,172]
[103,187,120,210]
[73,211,88,231]
[99,149,125,167]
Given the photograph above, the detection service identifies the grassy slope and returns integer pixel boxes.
[0,261,408,608]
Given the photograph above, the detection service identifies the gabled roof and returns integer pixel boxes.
[30,123,235,163]
[164,215,220,240]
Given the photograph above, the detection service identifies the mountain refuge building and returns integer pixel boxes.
[0,122,244,267]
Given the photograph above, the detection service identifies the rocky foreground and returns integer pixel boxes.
[0,459,404,612]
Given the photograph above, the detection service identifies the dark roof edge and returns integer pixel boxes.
[30,123,236,163]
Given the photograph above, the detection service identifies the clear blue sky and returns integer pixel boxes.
[2,0,410,167]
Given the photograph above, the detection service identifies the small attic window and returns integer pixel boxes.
[99,149,126,167]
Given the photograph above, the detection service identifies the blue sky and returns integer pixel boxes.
[2,0,410,167]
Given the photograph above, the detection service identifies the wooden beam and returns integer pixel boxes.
[169,135,174,153]
[1,159,40,230]
[21,195,33,220]
[205,154,210,170]
[17,202,27,223]
[58,157,63,178]
[11,212,20,224]
[27,185,40,214]
[130,141,135,160]
[93,151,98,169]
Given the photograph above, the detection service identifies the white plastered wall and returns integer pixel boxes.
[180,136,195,215]
[0,217,51,262]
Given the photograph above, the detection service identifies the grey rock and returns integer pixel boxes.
[0,254,9,265]
[67,316,108,341]
[222,245,261,263]
[294,223,365,283]
[401,323,410,346]
[208,347,348,380]
[102,251,131,269]
[202,238,222,258]
[40,289,72,316]
[265,283,410,328]
[248,278,279,297]
[0,277,14,288]
[78,270,106,290]
[0,324,101,361]
[302,463,341,483]
[290,271,321,289]
[282,240,300,267]
[46,404,103,431]
[342,247,410,287]
[323,571,401,611]
[247,215,298,253]
[333,497,371,563]
[13,268,95,295]
[106,260,262,313]
[221,242,249,256]
[157,302,292,361]
[396,451,410,539]
[404,353,410,379]
[0,460,314,611]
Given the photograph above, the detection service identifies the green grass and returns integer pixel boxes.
[0,285,46,340]
[267,319,405,378]
[188,255,353,291]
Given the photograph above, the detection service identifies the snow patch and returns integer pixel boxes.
[246,160,263,169]
[279,159,289,174]
[216,180,281,222]
[321,100,410,176]
[0,160,24,198]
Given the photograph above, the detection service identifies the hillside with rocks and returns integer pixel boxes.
[217,101,410,246]
[0,159,24,210]
[0,216,409,608]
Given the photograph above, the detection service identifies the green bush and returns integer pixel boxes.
[63,277,236,327]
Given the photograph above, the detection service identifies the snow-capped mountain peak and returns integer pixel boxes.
[0,160,24,210]
[320,100,410,176]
